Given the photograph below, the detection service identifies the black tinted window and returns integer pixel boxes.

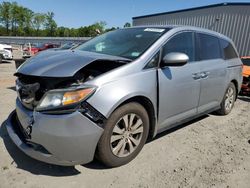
[198,33,221,60]
[163,32,195,62]
[242,58,250,66]
[220,39,238,60]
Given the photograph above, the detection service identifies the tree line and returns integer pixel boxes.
[0,1,131,37]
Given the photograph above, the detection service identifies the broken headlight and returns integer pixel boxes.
[36,86,96,111]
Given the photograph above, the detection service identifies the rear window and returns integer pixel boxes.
[220,39,238,60]
[242,58,250,66]
[4,48,12,52]
[197,33,221,60]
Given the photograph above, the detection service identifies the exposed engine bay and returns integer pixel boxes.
[15,60,126,109]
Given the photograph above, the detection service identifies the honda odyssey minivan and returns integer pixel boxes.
[7,26,242,167]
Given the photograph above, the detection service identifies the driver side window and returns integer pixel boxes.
[162,32,195,62]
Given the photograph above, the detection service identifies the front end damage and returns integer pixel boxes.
[7,105,103,165]
[7,51,129,165]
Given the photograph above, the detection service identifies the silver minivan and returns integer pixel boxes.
[7,26,242,167]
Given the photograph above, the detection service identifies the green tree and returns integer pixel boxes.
[76,21,107,37]
[0,1,119,37]
[23,8,34,36]
[69,28,78,37]
[93,21,107,34]
[77,26,87,37]
[45,11,57,36]
[124,22,131,28]
[32,13,46,36]
[56,26,66,37]
[105,27,116,32]
[63,27,70,37]
[0,25,6,35]
[14,6,33,36]
[10,2,19,35]
[0,1,12,35]
[15,6,25,35]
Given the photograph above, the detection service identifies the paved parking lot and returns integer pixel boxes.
[0,53,250,188]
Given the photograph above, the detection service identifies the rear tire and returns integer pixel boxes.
[96,102,149,167]
[0,55,2,63]
[216,82,236,115]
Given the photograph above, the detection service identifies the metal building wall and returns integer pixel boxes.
[133,5,250,56]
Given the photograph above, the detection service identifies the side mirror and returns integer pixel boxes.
[162,52,189,67]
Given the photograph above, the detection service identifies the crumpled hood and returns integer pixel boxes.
[17,50,129,77]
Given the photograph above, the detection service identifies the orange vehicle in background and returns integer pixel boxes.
[241,56,250,95]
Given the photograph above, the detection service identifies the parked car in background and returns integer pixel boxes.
[7,26,242,167]
[58,42,82,50]
[241,56,250,95]
[22,43,59,58]
[0,44,13,62]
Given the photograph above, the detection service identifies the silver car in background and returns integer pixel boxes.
[7,26,242,167]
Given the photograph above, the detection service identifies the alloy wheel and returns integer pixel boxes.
[225,87,234,111]
[110,113,144,157]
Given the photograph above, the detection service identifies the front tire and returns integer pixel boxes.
[216,82,236,115]
[96,102,149,167]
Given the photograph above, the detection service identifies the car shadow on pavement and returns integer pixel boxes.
[0,113,210,173]
[7,86,16,91]
[238,95,250,102]
[83,115,209,170]
[82,159,107,169]
[149,115,209,142]
[0,60,12,64]
[0,119,81,177]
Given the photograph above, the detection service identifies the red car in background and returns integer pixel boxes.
[22,43,59,58]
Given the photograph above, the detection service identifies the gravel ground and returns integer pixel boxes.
[0,52,249,188]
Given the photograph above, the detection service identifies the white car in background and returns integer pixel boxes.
[0,44,13,62]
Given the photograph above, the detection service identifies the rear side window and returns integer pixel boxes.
[197,33,221,60]
[242,58,250,66]
[163,32,195,62]
[220,39,238,60]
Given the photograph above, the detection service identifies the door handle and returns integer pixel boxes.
[192,73,201,80]
[200,71,210,79]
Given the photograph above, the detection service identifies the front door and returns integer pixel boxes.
[158,31,201,131]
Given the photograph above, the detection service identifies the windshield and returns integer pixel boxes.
[60,43,74,49]
[76,27,169,60]
[242,58,250,66]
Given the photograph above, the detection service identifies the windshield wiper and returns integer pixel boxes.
[115,59,133,63]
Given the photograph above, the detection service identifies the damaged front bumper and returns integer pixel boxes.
[6,99,104,166]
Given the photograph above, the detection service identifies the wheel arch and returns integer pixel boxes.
[113,96,157,139]
[0,54,3,62]
[231,79,239,100]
